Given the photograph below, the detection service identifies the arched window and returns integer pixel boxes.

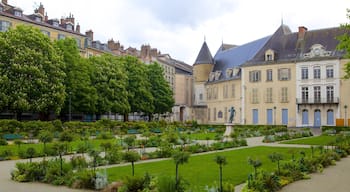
[218,111,223,118]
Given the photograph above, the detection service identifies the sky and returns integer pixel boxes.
[10,0,349,65]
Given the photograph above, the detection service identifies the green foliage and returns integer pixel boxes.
[0,25,65,116]
[0,138,8,145]
[70,156,88,170]
[123,151,140,176]
[337,8,350,78]
[68,169,95,189]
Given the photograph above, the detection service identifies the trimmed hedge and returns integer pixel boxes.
[322,126,349,134]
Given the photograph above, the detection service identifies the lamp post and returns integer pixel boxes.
[345,105,348,127]
[69,91,72,121]
[273,106,276,126]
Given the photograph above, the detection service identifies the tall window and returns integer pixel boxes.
[231,84,235,98]
[313,66,321,79]
[314,86,321,103]
[223,84,228,99]
[75,38,81,48]
[266,88,273,103]
[281,87,288,103]
[302,87,309,103]
[213,108,217,121]
[58,34,65,40]
[301,68,308,80]
[252,88,259,104]
[208,108,211,121]
[249,70,261,82]
[278,68,290,81]
[327,86,334,102]
[266,69,273,81]
[0,20,11,32]
[199,93,203,100]
[41,30,50,37]
[326,66,334,78]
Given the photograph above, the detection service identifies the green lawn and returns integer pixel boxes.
[106,146,310,190]
[280,135,337,145]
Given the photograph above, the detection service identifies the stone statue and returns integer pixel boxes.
[229,106,235,123]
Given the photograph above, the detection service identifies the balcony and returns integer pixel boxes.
[296,97,339,104]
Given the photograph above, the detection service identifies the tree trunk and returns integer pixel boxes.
[148,114,152,122]
[175,164,179,189]
[124,114,129,122]
[15,111,22,121]
[219,165,223,192]
[131,161,135,176]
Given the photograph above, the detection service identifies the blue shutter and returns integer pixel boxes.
[267,109,273,125]
[282,109,288,125]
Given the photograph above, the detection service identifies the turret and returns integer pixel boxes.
[193,41,214,83]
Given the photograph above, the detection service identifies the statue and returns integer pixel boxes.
[228,106,235,123]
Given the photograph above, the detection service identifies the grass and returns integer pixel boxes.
[184,132,218,140]
[280,135,337,145]
[106,146,310,190]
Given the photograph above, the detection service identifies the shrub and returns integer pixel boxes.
[0,138,8,145]
[68,170,96,189]
[71,156,88,170]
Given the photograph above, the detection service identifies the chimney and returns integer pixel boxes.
[38,3,45,16]
[76,23,80,33]
[44,12,48,22]
[298,26,307,40]
[85,30,93,41]
[60,17,66,25]
[2,0,7,5]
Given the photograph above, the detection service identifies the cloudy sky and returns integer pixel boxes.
[10,0,349,65]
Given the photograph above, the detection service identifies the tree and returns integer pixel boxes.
[123,135,136,151]
[215,155,227,192]
[268,152,283,175]
[248,157,262,179]
[100,141,112,157]
[38,130,53,155]
[14,139,23,150]
[123,151,140,176]
[123,56,153,121]
[88,148,101,173]
[55,38,98,116]
[59,130,74,152]
[172,151,190,190]
[26,147,36,163]
[147,62,174,120]
[52,142,66,176]
[0,25,65,120]
[89,54,129,119]
[337,9,350,78]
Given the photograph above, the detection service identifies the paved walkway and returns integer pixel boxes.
[1,131,349,192]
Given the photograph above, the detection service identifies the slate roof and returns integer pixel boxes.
[194,41,214,65]
[212,35,271,72]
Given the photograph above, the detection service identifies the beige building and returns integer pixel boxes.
[192,24,349,127]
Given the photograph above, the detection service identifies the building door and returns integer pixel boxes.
[253,109,258,124]
[327,109,334,125]
[282,109,288,125]
[314,109,321,127]
[302,109,309,125]
[267,109,273,124]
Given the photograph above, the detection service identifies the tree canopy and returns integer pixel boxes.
[337,8,350,79]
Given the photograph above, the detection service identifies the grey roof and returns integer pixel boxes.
[194,41,214,65]
[213,35,271,72]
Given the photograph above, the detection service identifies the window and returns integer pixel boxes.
[53,21,59,27]
[223,84,228,99]
[0,6,3,12]
[208,108,211,121]
[278,68,290,80]
[58,34,65,40]
[199,93,203,100]
[281,87,288,103]
[35,16,42,22]
[41,30,50,37]
[327,109,334,125]
[75,38,81,48]
[326,66,334,78]
[66,24,73,31]
[249,70,261,82]
[14,11,22,17]
[302,87,309,103]
[327,86,334,102]
[302,109,309,125]
[265,88,273,103]
[218,111,223,118]
[266,69,273,81]
[0,20,11,32]
[231,84,235,98]
[301,68,308,80]
[252,88,259,104]
[313,66,321,79]
[213,108,216,121]
[224,107,227,121]
[314,86,321,103]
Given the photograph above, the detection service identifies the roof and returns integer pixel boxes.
[213,35,271,72]
[194,41,213,65]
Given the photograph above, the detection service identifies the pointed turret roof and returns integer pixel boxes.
[194,41,213,65]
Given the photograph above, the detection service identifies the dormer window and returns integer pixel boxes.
[0,6,3,12]
[209,72,215,81]
[66,23,73,31]
[215,71,222,81]
[14,10,22,17]
[226,68,233,78]
[304,44,331,58]
[265,49,275,61]
[35,16,42,22]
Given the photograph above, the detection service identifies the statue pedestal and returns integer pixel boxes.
[223,123,234,138]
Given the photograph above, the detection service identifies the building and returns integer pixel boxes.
[192,24,349,127]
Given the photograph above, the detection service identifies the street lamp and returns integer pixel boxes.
[273,106,276,126]
[345,105,348,127]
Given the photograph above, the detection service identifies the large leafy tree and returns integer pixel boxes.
[89,54,129,118]
[337,8,350,79]
[123,56,153,121]
[147,62,174,120]
[55,38,97,116]
[0,25,65,120]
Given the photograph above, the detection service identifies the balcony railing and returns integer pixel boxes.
[296,97,339,104]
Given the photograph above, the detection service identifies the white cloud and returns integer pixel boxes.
[9,0,349,64]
